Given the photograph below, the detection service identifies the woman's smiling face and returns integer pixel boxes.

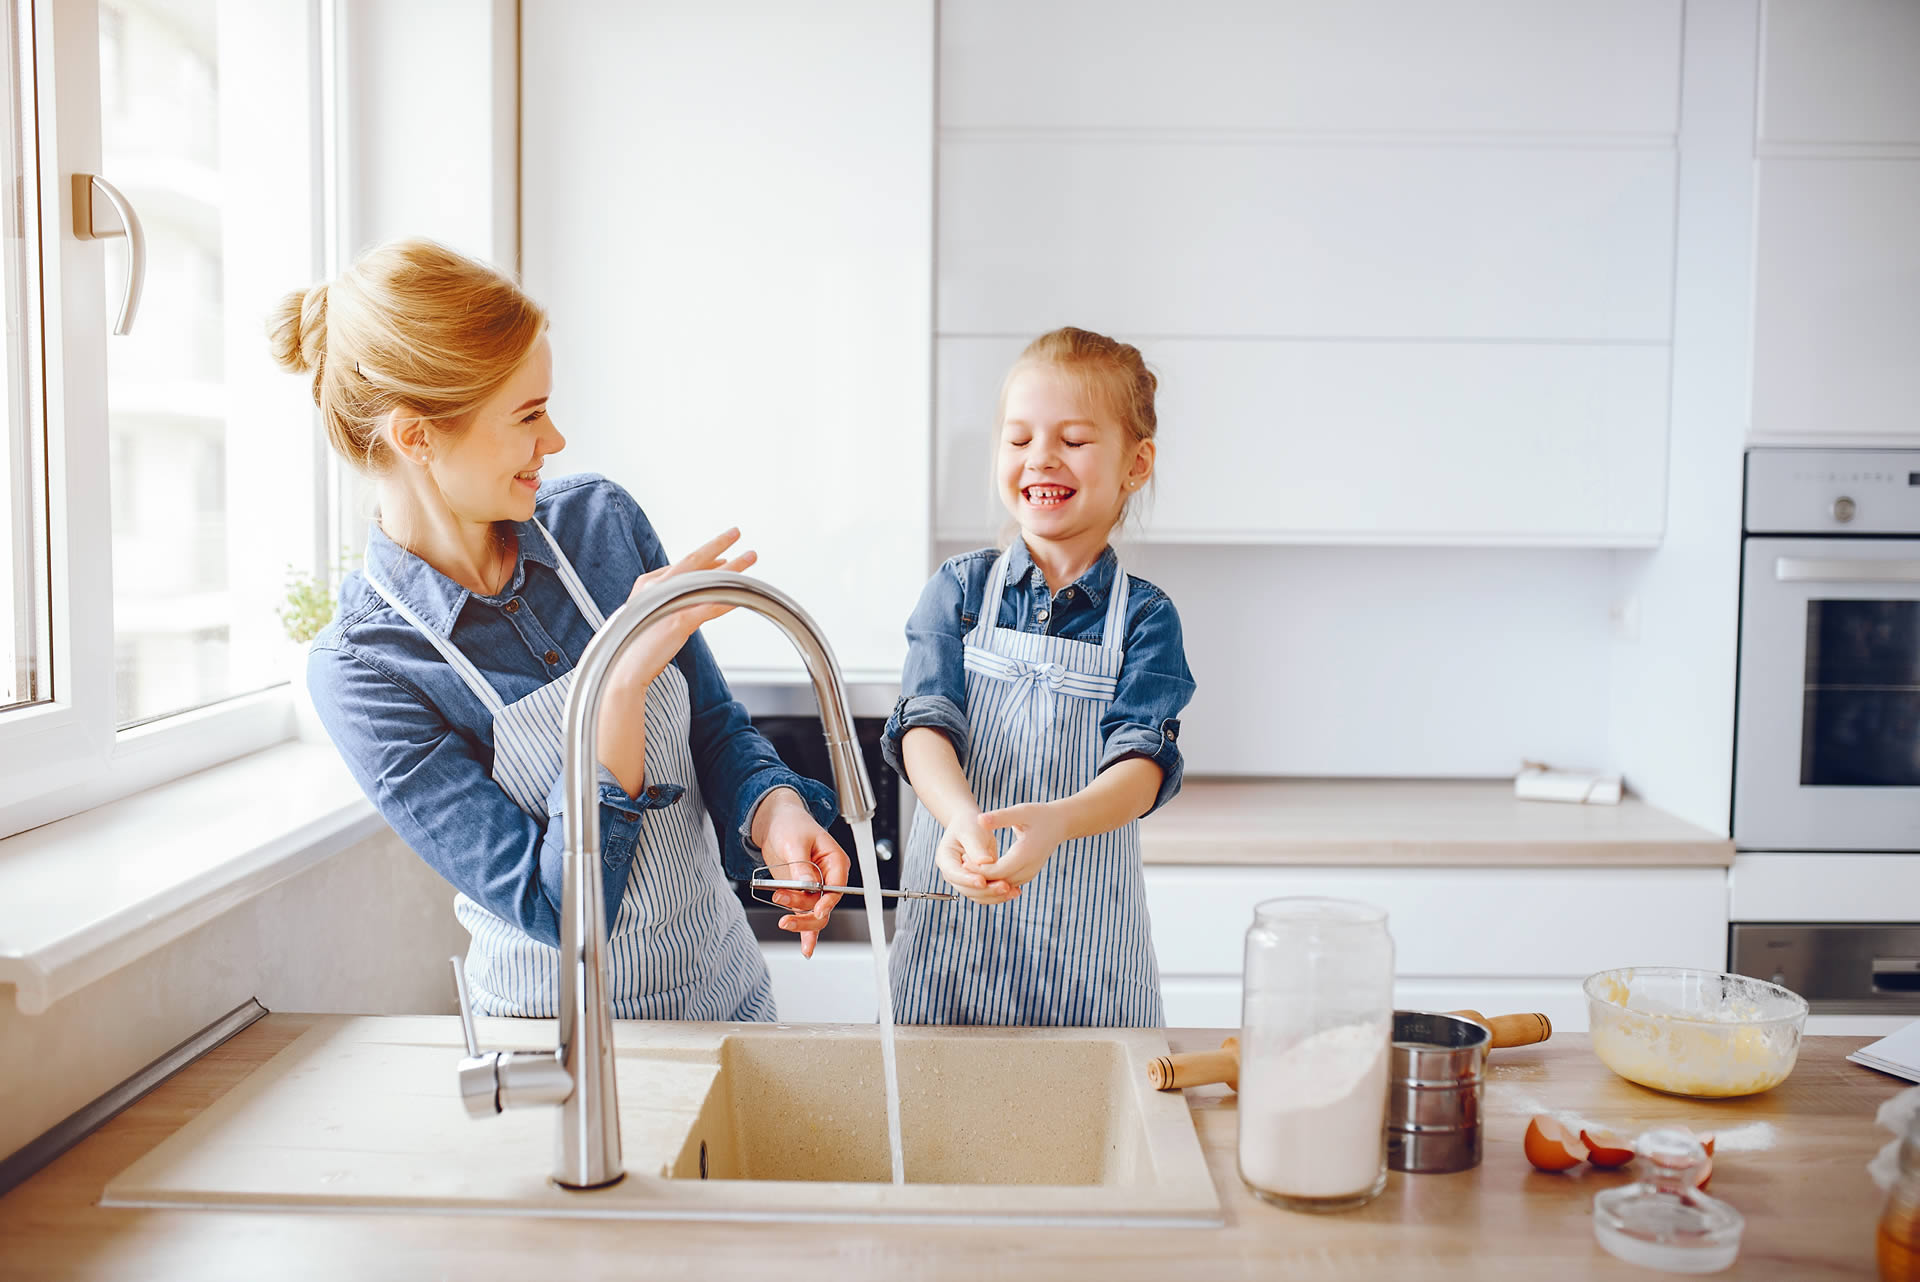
[997,363,1146,547]
[430,334,566,524]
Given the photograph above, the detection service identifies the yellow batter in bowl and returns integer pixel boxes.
[1583,967,1809,1098]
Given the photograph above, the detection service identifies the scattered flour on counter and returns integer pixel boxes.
[1497,1087,1604,1138]
[1710,1121,1778,1152]
[1492,1088,1779,1153]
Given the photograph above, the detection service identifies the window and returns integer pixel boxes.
[101,0,320,727]
[1,0,45,717]
[0,0,332,835]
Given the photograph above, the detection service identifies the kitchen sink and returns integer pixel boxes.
[102,1016,1222,1226]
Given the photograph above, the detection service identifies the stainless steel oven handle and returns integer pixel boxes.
[1774,557,1920,584]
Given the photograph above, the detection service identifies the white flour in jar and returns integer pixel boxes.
[1239,1019,1390,1198]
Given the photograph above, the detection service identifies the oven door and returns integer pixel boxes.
[1734,537,1920,851]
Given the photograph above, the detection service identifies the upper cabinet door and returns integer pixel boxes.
[1752,0,1920,446]
[520,1,933,679]
[936,0,1683,546]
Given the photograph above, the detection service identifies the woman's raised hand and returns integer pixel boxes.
[613,528,757,685]
[596,529,755,796]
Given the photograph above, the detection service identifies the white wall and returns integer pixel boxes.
[339,0,515,268]
[519,0,933,681]
[1606,0,1759,835]
[939,539,1614,777]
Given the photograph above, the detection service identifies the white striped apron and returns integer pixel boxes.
[889,548,1165,1027]
[364,520,774,1021]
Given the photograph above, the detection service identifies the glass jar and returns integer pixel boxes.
[1592,1128,1744,1273]
[1237,896,1395,1212]
[1883,1109,1920,1282]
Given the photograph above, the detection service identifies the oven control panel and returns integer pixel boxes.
[1747,448,1920,535]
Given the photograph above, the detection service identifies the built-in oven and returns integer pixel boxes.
[1731,448,1920,1023]
[1734,448,1920,850]
[731,682,910,943]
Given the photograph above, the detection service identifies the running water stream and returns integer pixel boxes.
[850,818,906,1184]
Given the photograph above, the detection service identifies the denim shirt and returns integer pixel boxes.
[308,473,836,950]
[881,540,1195,814]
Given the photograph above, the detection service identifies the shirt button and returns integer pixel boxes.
[504,598,521,614]
[1063,588,1074,599]
[645,784,666,802]
[544,649,560,665]
[1036,608,1050,622]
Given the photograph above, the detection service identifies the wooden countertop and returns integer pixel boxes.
[0,1017,1897,1281]
[1141,778,1734,867]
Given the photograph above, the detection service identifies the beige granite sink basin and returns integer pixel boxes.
[102,1016,1221,1226]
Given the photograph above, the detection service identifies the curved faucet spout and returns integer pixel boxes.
[549,571,877,1189]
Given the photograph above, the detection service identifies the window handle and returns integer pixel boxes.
[70,173,146,335]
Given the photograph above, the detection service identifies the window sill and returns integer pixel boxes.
[0,740,378,1014]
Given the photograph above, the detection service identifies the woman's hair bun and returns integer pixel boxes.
[266,282,327,381]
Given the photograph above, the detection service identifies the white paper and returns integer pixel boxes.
[1848,1018,1920,1084]
[1513,767,1622,805]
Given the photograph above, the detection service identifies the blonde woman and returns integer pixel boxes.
[270,239,844,1019]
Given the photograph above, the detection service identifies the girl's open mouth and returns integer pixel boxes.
[1023,484,1075,508]
[514,468,541,490]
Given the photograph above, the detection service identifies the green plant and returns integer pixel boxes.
[277,551,355,645]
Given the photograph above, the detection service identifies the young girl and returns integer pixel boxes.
[882,327,1195,1027]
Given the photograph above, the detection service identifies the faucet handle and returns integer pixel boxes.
[450,956,481,1056]
[448,956,574,1120]
[450,956,501,1117]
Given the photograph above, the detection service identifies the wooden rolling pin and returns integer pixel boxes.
[1146,1009,1551,1092]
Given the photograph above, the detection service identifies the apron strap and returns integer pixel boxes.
[970,547,1014,646]
[361,518,607,717]
[363,564,507,716]
[1100,556,1130,655]
[533,520,608,629]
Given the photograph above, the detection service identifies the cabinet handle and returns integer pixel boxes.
[70,173,146,335]
[1774,557,1920,584]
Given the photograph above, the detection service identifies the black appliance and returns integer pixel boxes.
[734,713,903,941]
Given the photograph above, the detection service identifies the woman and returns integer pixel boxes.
[269,238,845,1020]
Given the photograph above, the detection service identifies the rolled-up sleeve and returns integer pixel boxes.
[308,642,653,949]
[615,497,837,880]
[1098,592,1196,815]
[881,562,971,781]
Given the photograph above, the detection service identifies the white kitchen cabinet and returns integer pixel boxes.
[1749,0,1920,446]
[1146,865,1729,1033]
[519,1,933,678]
[938,337,1672,545]
[1751,161,1920,445]
[1759,0,1920,147]
[939,142,1676,345]
[935,0,1684,546]
[942,0,1682,134]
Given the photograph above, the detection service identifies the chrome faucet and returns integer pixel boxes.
[449,571,876,1189]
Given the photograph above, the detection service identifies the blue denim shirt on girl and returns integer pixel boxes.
[881,538,1194,812]
[308,473,835,950]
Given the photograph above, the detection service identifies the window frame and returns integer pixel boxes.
[0,0,336,842]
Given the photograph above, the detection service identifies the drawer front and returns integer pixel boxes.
[1147,866,1726,979]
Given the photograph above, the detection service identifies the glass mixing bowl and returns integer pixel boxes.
[1583,967,1809,1098]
